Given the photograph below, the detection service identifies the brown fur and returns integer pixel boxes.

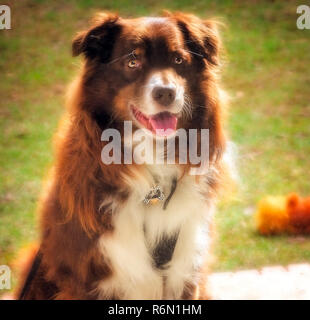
[18,11,227,300]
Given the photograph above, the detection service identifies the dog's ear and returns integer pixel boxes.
[168,12,221,66]
[72,12,121,62]
[201,19,221,66]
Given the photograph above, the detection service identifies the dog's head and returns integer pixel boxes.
[73,12,225,160]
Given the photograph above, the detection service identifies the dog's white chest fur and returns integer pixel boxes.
[97,165,213,299]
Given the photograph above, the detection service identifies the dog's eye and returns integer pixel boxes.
[174,57,183,65]
[128,59,140,68]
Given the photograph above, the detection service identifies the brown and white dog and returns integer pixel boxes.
[17,11,229,300]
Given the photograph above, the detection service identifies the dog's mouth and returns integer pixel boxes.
[130,105,178,137]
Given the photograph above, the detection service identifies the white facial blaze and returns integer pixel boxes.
[143,70,184,115]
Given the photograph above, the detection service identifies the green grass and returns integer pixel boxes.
[0,0,310,293]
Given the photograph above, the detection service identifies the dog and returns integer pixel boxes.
[17,11,228,300]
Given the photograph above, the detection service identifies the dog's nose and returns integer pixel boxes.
[152,86,176,107]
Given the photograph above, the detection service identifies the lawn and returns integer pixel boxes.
[0,0,310,291]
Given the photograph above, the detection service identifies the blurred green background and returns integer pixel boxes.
[1,0,310,292]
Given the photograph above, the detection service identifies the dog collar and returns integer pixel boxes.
[143,185,165,205]
[143,177,177,210]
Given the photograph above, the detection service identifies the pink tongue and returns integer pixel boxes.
[149,112,178,136]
